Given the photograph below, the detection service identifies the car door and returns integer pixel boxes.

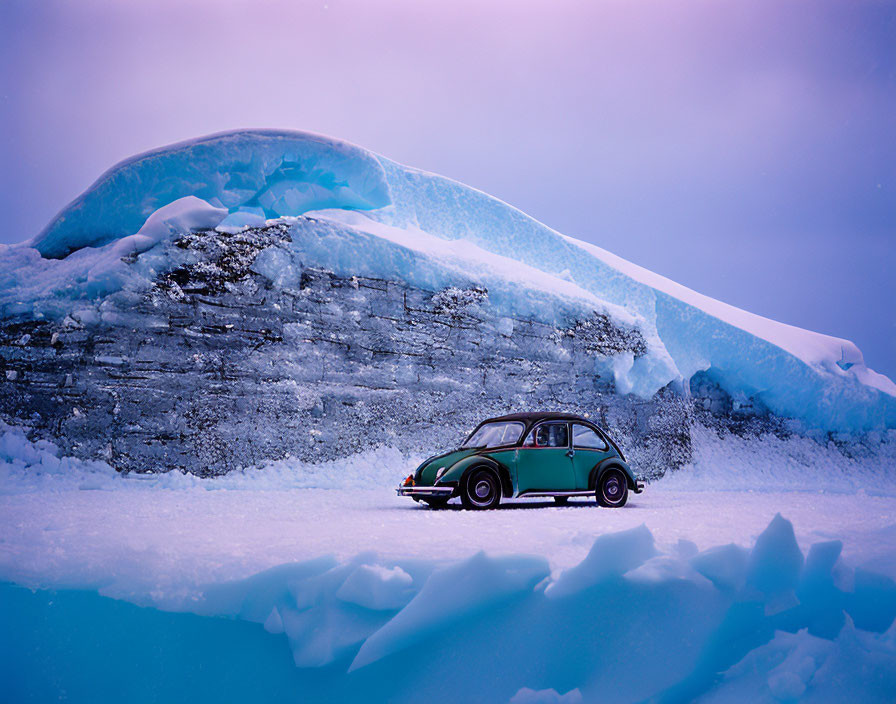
[569,423,614,489]
[515,422,576,493]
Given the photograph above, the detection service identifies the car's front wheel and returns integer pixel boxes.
[461,468,502,510]
[597,469,628,508]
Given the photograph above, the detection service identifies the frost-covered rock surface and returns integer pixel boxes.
[1,219,685,476]
[1,129,894,478]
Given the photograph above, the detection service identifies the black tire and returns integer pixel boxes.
[420,497,449,509]
[597,469,628,508]
[553,496,569,506]
[461,468,502,510]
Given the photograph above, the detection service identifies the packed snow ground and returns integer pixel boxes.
[2,420,895,600]
[3,482,896,596]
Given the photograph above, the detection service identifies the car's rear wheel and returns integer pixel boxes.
[597,469,628,508]
[553,496,569,506]
[461,468,502,510]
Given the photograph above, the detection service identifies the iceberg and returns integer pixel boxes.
[1,128,893,469]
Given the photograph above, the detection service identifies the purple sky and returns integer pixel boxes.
[2,0,894,378]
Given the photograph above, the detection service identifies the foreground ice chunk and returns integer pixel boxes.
[746,513,805,597]
[545,523,656,599]
[281,573,395,668]
[702,620,896,704]
[350,552,550,670]
[335,563,415,611]
[197,556,338,621]
[847,569,896,633]
[3,513,896,701]
[509,688,583,704]
[691,544,750,592]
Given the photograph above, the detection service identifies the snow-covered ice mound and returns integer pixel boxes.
[31,130,391,259]
[4,129,892,437]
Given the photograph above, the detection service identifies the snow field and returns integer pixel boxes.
[2,422,896,702]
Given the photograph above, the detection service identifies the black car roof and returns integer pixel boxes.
[483,412,591,424]
[473,411,624,461]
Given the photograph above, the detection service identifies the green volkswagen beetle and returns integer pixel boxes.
[397,412,643,510]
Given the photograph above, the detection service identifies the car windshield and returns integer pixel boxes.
[462,421,525,449]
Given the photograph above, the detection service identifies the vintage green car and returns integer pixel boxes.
[397,412,643,510]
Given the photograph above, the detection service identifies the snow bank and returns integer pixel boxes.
[4,418,893,499]
[661,424,896,494]
[3,515,895,702]
[0,422,118,492]
[0,196,228,321]
[0,420,422,494]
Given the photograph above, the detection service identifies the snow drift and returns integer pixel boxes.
[4,129,892,441]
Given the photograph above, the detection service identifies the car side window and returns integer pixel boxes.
[524,422,569,448]
[572,423,608,450]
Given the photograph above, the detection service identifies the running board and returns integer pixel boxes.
[520,490,595,498]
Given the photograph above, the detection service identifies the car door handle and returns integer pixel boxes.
[566,449,575,458]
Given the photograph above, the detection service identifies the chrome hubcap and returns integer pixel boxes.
[475,480,491,499]
[603,475,623,502]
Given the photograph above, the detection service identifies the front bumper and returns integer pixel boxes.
[396,485,455,498]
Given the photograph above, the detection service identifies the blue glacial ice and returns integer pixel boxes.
[3,515,895,703]
[30,130,390,259]
[5,128,895,434]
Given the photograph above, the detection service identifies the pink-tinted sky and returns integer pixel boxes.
[2,0,894,377]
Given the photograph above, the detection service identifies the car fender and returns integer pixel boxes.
[589,457,638,491]
[440,455,512,497]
